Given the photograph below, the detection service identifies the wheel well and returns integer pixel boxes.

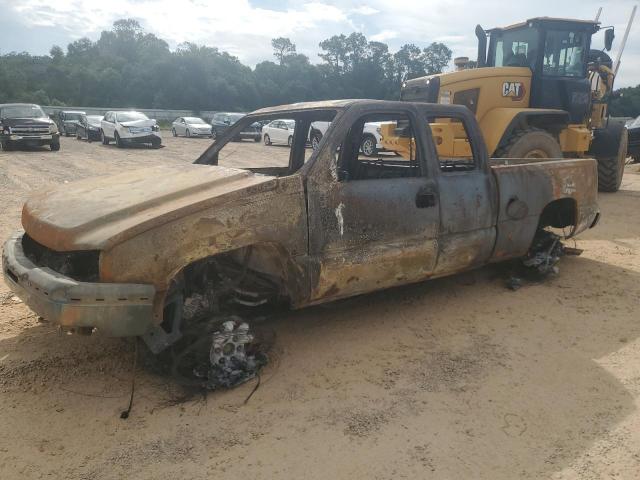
[156,244,296,345]
[539,198,577,229]
[159,244,296,333]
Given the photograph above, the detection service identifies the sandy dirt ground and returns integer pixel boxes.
[1,136,640,479]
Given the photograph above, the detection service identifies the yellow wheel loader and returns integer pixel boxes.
[395,13,635,192]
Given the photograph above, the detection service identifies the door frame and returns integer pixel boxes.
[304,102,442,302]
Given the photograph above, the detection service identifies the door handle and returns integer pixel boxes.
[416,189,437,208]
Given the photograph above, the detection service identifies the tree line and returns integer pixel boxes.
[1,19,637,118]
[0,19,452,112]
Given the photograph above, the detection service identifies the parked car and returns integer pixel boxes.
[0,103,60,151]
[101,111,161,148]
[210,112,261,142]
[172,117,212,138]
[310,120,383,156]
[57,110,86,137]
[262,119,296,146]
[75,114,103,142]
[628,116,640,163]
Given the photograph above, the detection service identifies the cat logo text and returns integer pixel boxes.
[502,82,526,101]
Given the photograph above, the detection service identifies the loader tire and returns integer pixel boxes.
[596,127,628,192]
[495,128,562,159]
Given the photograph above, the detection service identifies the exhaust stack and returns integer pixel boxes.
[475,24,487,67]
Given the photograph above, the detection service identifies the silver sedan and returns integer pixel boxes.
[171,117,212,138]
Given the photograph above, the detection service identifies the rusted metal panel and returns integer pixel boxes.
[431,229,496,277]
[22,164,274,251]
[97,173,308,323]
[2,233,155,336]
[490,157,598,261]
[4,100,600,343]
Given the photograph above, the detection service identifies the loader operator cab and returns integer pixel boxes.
[484,18,607,123]
[399,13,628,193]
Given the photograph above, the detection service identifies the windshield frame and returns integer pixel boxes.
[195,108,340,175]
[0,104,47,119]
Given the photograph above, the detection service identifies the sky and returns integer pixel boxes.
[0,0,638,87]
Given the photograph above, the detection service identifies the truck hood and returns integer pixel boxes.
[22,164,275,251]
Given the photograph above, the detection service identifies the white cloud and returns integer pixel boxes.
[350,5,379,15]
[3,0,640,86]
[370,29,398,42]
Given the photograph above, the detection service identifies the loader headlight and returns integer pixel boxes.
[439,90,451,105]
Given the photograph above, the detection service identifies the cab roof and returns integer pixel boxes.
[490,16,600,33]
[252,99,379,115]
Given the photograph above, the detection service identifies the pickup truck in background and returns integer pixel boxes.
[0,103,61,151]
[3,100,599,362]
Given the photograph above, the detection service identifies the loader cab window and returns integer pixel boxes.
[491,27,540,69]
[543,30,587,77]
[338,113,423,181]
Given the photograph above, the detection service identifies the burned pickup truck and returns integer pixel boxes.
[3,100,599,377]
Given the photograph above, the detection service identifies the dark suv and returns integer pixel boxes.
[56,110,86,136]
[0,103,61,151]
[210,112,261,141]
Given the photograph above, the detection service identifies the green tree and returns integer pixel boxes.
[393,44,424,82]
[422,42,452,74]
[0,20,454,110]
[318,34,348,72]
[609,85,640,117]
[271,37,296,65]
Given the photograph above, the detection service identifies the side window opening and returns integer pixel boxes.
[339,113,422,181]
[426,115,476,173]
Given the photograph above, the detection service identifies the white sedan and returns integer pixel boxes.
[262,119,295,147]
[310,120,383,156]
[171,117,212,138]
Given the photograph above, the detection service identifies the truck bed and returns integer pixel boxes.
[489,156,599,260]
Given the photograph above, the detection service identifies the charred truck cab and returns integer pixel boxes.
[401,13,632,192]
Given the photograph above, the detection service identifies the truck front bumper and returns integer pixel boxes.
[2,233,155,337]
[2,133,60,146]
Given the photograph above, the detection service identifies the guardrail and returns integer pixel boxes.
[41,106,220,122]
